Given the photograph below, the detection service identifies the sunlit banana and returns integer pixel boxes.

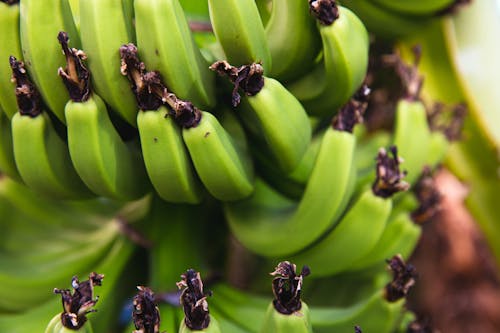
[79,0,138,126]
[265,0,321,82]
[19,0,79,123]
[288,147,409,277]
[287,3,369,117]
[259,262,312,333]
[178,269,222,333]
[369,0,456,16]
[58,33,150,200]
[211,61,311,173]
[45,273,103,333]
[224,95,367,257]
[9,56,92,199]
[0,111,21,181]
[119,44,204,204]
[0,0,22,119]
[134,0,215,109]
[208,0,271,70]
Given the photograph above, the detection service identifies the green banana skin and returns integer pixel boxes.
[79,0,138,126]
[0,1,22,119]
[288,189,392,277]
[340,0,433,40]
[134,0,215,109]
[208,0,272,71]
[0,111,22,181]
[225,128,356,257]
[65,94,150,200]
[348,212,422,271]
[239,77,312,173]
[286,6,369,117]
[369,0,456,16]
[393,99,432,185]
[179,316,222,333]
[138,107,204,204]
[265,0,321,82]
[182,110,254,202]
[260,302,312,333]
[0,298,60,332]
[19,0,80,123]
[11,111,93,199]
[311,289,406,333]
[45,314,94,333]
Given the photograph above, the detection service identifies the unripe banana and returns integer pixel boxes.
[58,32,150,200]
[19,0,80,123]
[45,314,94,333]
[134,0,215,109]
[0,111,22,181]
[265,0,321,82]
[79,0,138,126]
[9,56,92,199]
[0,0,22,119]
[211,61,311,173]
[287,4,369,117]
[260,302,312,333]
[208,0,271,70]
[369,0,456,16]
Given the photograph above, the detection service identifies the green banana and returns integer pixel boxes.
[224,93,371,257]
[287,4,369,117]
[211,61,311,173]
[0,111,21,181]
[178,269,221,333]
[369,0,456,16]
[134,0,215,109]
[45,315,94,333]
[59,33,150,200]
[208,0,271,70]
[9,56,92,199]
[340,0,433,40]
[19,0,80,123]
[0,0,22,119]
[288,147,409,277]
[265,0,321,82]
[79,0,138,126]
[259,262,312,333]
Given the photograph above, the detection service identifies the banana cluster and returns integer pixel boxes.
[0,0,462,332]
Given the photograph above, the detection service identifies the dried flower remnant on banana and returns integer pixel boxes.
[57,31,90,102]
[428,102,467,141]
[9,56,42,117]
[383,46,423,102]
[332,84,370,133]
[385,255,417,302]
[411,168,442,224]
[119,43,201,128]
[209,60,264,107]
[270,261,311,315]
[354,326,363,333]
[177,269,212,330]
[309,0,339,25]
[406,317,437,333]
[132,286,161,333]
[53,272,104,329]
[372,146,410,198]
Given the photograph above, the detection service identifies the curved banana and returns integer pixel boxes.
[9,57,92,199]
[119,43,205,204]
[288,147,409,277]
[208,0,271,71]
[265,0,321,82]
[211,61,311,173]
[0,111,22,181]
[286,4,369,117]
[369,0,455,16]
[19,0,79,123]
[340,0,432,40]
[79,0,138,126]
[134,0,215,109]
[0,0,22,119]
[58,33,150,200]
